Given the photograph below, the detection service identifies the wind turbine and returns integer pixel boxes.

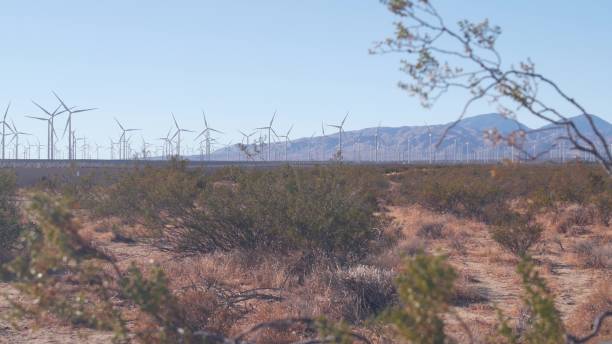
[114,118,140,160]
[171,113,194,158]
[328,112,349,160]
[256,111,276,161]
[54,92,96,160]
[28,101,66,159]
[157,127,174,160]
[276,125,293,161]
[426,124,433,164]
[195,110,222,161]
[141,137,152,160]
[1,103,13,160]
[9,120,30,160]
[320,121,327,160]
[238,130,256,161]
[375,123,381,162]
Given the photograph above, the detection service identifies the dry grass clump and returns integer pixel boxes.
[417,222,445,239]
[451,269,489,307]
[282,263,396,324]
[572,237,612,269]
[333,264,396,321]
[565,280,612,341]
[555,205,597,233]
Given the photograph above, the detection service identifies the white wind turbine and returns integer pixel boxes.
[157,127,174,160]
[171,113,194,158]
[328,112,349,160]
[114,118,140,160]
[28,101,67,160]
[54,92,96,160]
[238,130,256,160]
[320,121,327,160]
[1,102,13,160]
[256,111,277,161]
[275,125,293,161]
[195,110,222,161]
[9,120,30,160]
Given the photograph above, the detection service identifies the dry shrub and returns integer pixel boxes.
[290,264,396,323]
[489,214,543,257]
[565,280,612,341]
[573,238,612,269]
[446,230,468,255]
[417,222,445,240]
[556,205,596,234]
[452,270,489,307]
[174,288,240,334]
[334,265,396,321]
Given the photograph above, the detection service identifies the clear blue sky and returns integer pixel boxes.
[1,1,610,152]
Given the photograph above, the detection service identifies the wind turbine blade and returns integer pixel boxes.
[202,110,208,128]
[72,107,97,113]
[114,118,125,130]
[342,112,349,126]
[62,117,70,139]
[126,128,141,132]
[287,124,293,136]
[209,128,223,134]
[52,91,70,112]
[270,111,276,126]
[171,113,179,129]
[25,116,48,121]
[195,130,207,140]
[31,100,52,116]
[3,102,10,121]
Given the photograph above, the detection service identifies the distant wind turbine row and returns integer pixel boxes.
[0,92,607,164]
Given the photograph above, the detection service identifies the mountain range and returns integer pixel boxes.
[203,113,612,162]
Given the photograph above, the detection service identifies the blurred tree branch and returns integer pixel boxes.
[372,0,611,174]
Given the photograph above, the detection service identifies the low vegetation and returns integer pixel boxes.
[0,162,610,343]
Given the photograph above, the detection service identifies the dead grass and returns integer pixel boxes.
[565,279,612,342]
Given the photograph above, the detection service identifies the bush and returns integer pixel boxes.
[0,171,24,263]
[573,239,612,269]
[385,252,456,344]
[177,166,382,263]
[334,265,396,321]
[93,163,385,265]
[489,213,543,257]
[416,222,445,239]
[394,164,612,222]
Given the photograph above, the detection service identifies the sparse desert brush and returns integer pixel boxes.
[394,165,611,225]
[333,264,396,321]
[555,205,597,233]
[566,279,612,340]
[0,170,27,264]
[417,222,445,240]
[489,212,543,257]
[452,269,489,307]
[573,237,612,269]
[90,163,387,266]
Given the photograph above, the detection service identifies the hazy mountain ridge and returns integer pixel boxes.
[203,113,611,161]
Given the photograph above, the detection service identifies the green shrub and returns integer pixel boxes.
[177,166,383,263]
[385,252,456,344]
[93,163,386,265]
[489,213,543,257]
[0,171,24,263]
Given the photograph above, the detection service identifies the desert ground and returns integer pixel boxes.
[0,163,610,343]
